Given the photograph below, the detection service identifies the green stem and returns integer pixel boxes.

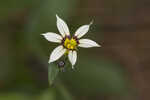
[56,80,75,100]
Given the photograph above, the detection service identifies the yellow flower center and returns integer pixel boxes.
[63,37,77,50]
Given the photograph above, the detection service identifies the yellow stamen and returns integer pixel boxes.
[64,37,77,50]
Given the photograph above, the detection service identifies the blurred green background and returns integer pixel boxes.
[1,0,150,100]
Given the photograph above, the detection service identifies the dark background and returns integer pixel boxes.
[0,0,150,100]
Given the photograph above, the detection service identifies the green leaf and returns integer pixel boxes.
[48,63,59,85]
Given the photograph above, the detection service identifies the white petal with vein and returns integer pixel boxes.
[42,32,62,43]
[79,39,101,48]
[68,51,77,67]
[74,22,92,38]
[56,15,70,37]
[49,45,66,63]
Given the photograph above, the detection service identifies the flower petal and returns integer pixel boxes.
[68,50,77,68]
[56,14,70,37]
[42,32,62,43]
[74,21,93,38]
[49,45,66,63]
[78,39,101,48]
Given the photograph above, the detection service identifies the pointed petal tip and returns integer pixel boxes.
[72,66,74,69]
[48,58,52,63]
[93,43,101,47]
[48,60,52,64]
[89,20,94,25]
[41,34,46,37]
[97,44,101,47]
[41,34,45,36]
[41,33,48,36]
[56,14,59,19]
[48,58,56,64]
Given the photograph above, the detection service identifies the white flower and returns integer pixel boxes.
[42,15,101,68]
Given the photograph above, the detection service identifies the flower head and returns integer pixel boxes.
[42,15,101,68]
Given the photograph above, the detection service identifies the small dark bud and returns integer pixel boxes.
[57,61,65,68]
